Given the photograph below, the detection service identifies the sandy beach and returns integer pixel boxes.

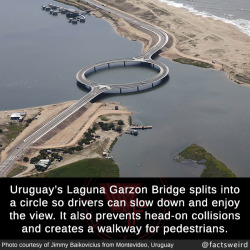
[64,0,250,85]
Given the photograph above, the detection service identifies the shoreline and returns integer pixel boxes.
[59,0,250,85]
[156,0,250,37]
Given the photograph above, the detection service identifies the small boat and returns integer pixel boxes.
[125,130,138,136]
[79,16,85,23]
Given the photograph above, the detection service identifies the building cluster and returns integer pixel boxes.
[41,4,89,24]
[10,112,26,122]
[35,159,51,171]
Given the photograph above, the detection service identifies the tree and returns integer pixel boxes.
[30,156,41,164]
[75,146,83,151]
[51,153,59,158]
[118,120,124,125]
[115,126,122,133]
[23,157,29,163]
[108,122,115,130]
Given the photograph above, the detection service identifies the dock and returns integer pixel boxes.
[42,4,88,24]
[130,125,152,130]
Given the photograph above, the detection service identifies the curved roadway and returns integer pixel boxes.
[76,58,169,90]
[0,0,169,176]
[76,0,169,90]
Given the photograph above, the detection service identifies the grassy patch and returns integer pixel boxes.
[5,123,25,141]
[100,115,109,121]
[7,165,27,177]
[109,137,118,151]
[173,58,213,68]
[37,158,119,178]
[128,116,132,126]
[177,144,236,177]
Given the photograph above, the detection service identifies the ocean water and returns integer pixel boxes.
[156,0,250,36]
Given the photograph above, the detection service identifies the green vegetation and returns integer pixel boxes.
[23,157,29,163]
[78,127,96,146]
[30,156,42,164]
[128,116,132,126]
[0,116,37,153]
[7,165,27,177]
[98,121,114,131]
[38,158,119,178]
[118,120,124,125]
[25,118,35,127]
[30,149,63,164]
[177,144,236,177]
[109,138,118,151]
[173,58,213,68]
[115,126,122,133]
[100,115,109,121]
[98,120,123,133]
[5,122,25,141]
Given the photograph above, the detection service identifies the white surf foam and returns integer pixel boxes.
[157,0,250,36]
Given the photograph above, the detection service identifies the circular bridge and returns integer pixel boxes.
[76,0,170,94]
[76,58,169,93]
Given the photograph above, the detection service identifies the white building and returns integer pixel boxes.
[10,112,26,121]
[35,159,51,171]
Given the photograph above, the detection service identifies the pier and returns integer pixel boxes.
[42,4,87,24]
[130,125,152,130]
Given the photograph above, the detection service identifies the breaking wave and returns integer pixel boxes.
[157,0,250,36]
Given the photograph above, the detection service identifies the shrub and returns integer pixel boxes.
[118,120,124,125]
[30,156,41,164]
[115,126,122,133]
[23,157,29,163]
[75,146,83,151]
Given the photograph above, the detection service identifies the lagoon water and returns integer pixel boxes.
[1,0,250,177]
[0,0,143,109]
